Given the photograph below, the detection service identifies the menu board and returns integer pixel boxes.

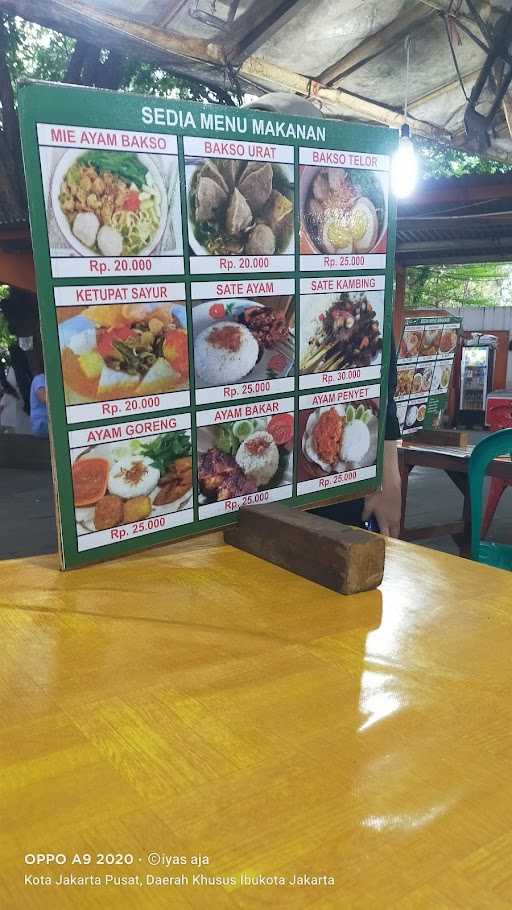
[18,81,397,568]
[396,315,461,436]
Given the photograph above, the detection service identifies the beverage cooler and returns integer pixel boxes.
[458,339,496,428]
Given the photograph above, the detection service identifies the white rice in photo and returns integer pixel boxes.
[194,322,259,386]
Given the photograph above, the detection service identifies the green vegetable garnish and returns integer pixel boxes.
[346,405,355,422]
[78,151,148,189]
[356,405,365,420]
[140,431,191,473]
[233,420,253,441]
[362,409,372,424]
[216,426,235,454]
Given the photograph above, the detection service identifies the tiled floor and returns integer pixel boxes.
[0,436,510,560]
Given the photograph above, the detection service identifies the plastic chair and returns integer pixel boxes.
[481,476,508,538]
[469,429,512,570]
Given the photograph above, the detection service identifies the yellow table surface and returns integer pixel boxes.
[1,534,512,909]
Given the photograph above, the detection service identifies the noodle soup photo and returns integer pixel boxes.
[39,147,183,261]
[300,165,388,256]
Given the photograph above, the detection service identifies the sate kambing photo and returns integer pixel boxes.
[186,157,294,256]
[300,291,383,375]
[58,302,189,405]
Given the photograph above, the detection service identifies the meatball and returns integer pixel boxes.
[245,223,276,255]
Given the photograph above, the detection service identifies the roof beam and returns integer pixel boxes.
[237,56,449,138]
[397,250,512,264]
[1,0,450,141]
[397,236,512,253]
[0,0,224,67]
[160,1,191,30]
[399,214,512,230]
[225,0,309,61]
[319,2,434,85]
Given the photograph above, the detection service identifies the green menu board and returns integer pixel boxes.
[18,81,397,568]
[396,314,462,435]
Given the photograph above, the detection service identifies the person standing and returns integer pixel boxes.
[0,363,32,434]
[30,371,49,437]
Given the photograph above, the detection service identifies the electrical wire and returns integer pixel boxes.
[404,35,412,121]
[443,12,470,101]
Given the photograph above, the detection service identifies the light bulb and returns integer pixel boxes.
[391,124,418,199]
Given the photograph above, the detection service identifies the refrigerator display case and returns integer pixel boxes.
[459,344,495,427]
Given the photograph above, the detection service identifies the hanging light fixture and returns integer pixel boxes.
[391,35,419,199]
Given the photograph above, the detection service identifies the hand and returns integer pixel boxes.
[362,440,402,537]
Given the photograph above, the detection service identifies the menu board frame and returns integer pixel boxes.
[18,80,398,568]
[396,314,462,436]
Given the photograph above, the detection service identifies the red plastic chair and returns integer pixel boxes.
[481,477,508,538]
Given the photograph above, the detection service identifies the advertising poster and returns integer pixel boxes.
[396,315,461,435]
[19,81,397,568]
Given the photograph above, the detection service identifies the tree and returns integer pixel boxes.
[0,286,14,349]
[0,15,240,219]
[405,262,512,309]
[414,136,512,179]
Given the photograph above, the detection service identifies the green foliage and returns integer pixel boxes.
[2,16,238,106]
[405,262,512,309]
[0,286,15,350]
[3,18,74,88]
[414,137,512,179]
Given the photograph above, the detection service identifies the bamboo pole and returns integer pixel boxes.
[238,56,450,140]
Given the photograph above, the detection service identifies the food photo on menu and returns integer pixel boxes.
[431,361,453,393]
[71,429,193,535]
[300,165,388,256]
[193,295,294,391]
[297,398,379,481]
[409,364,434,396]
[299,290,383,376]
[57,302,189,405]
[419,327,442,358]
[39,147,183,259]
[396,366,414,398]
[399,326,424,360]
[439,326,458,354]
[403,400,427,433]
[197,412,294,506]
[185,157,295,257]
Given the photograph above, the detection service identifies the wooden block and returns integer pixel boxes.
[224,504,385,595]
[402,429,469,447]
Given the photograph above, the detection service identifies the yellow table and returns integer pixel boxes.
[1,535,512,909]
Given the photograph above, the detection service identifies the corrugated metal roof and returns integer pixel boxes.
[397,172,512,264]
[0,158,27,229]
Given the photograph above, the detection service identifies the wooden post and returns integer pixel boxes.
[394,263,407,342]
